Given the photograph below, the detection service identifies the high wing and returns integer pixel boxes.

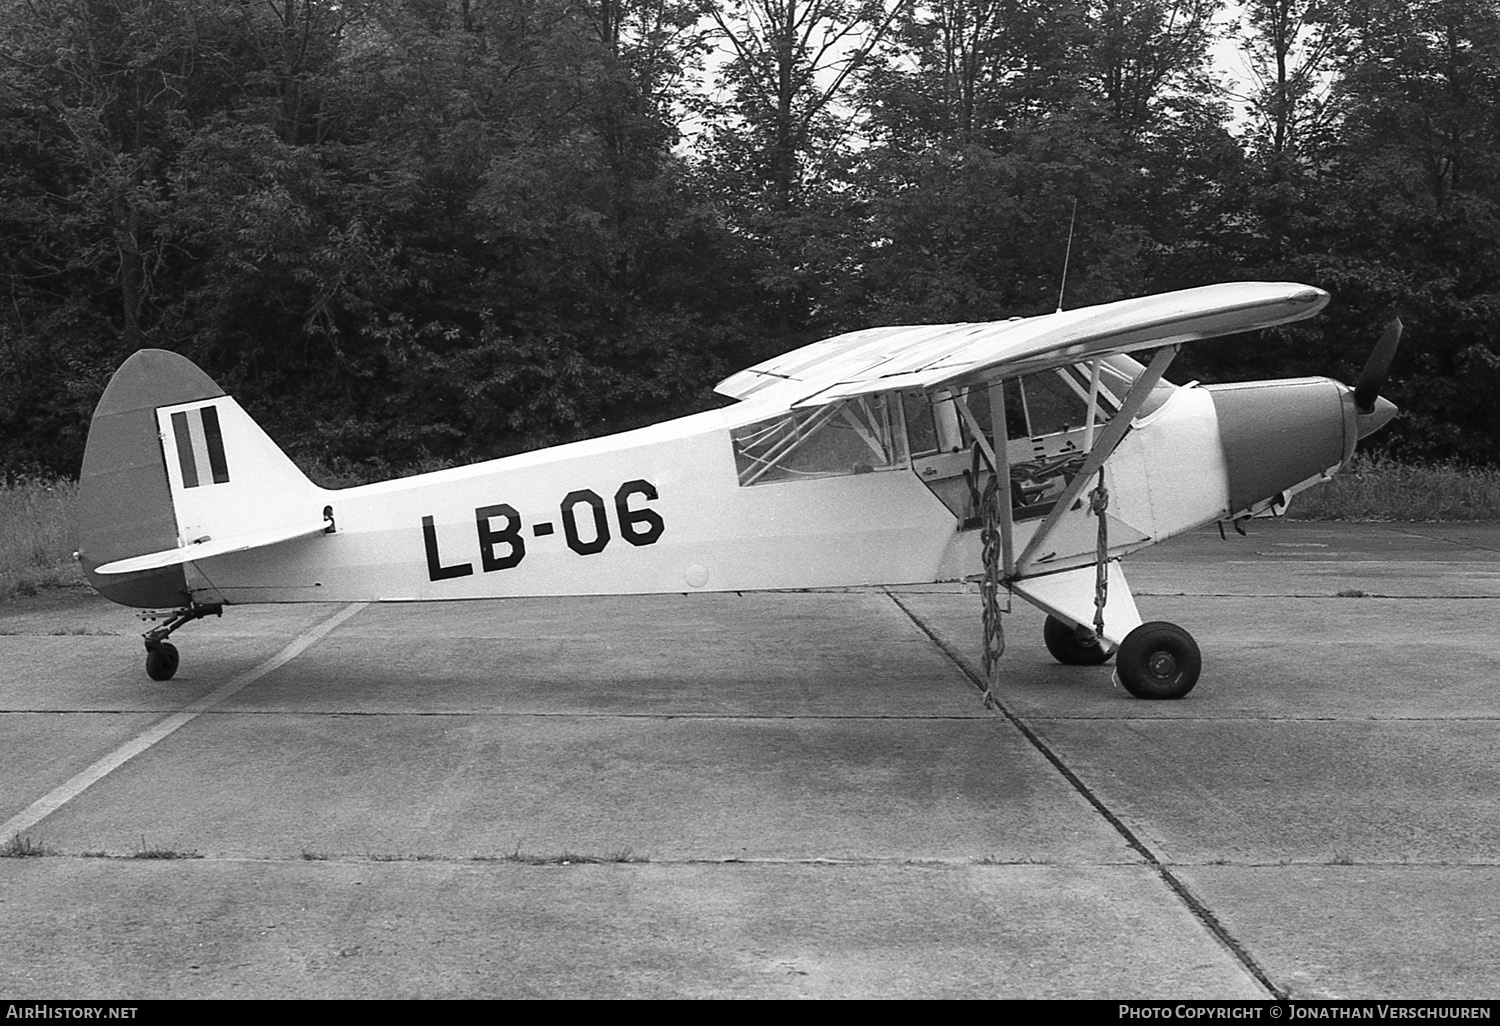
[714,282,1327,657]
[715,282,1329,409]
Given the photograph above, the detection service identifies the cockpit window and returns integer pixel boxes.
[1018,371,1086,436]
[732,394,909,486]
[732,354,1176,491]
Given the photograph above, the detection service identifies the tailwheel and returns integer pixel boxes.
[144,640,180,681]
[1042,615,1114,666]
[1115,622,1200,700]
[138,602,220,681]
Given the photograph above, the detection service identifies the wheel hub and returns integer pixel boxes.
[1147,651,1177,679]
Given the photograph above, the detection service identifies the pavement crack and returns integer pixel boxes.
[1028,714,1500,723]
[13,850,1500,869]
[1374,523,1500,555]
[886,589,1287,1001]
[0,709,998,720]
[1136,591,1500,600]
[1,851,1164,868]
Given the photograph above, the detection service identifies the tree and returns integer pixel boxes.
[1236,0,1342,162]
[1089,0,1222,136]
[0,0,263,469]
[859,0,1096,149]
[700,0,909,208]
[1292,0,1500,460]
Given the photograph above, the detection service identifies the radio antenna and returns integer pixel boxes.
[1056,198,1078,313]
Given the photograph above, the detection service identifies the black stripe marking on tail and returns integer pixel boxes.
[171,411,198,489]
[201,405,230,483]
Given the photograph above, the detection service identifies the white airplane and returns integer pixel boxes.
[75,281,1400,698]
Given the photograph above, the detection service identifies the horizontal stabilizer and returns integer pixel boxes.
[95,520,329,575]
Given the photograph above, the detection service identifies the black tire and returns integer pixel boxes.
[1116,622,1200,700]
[1042,614,1114,666]
[145,641,180,681]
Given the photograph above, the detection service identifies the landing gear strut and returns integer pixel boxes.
[140,603,222,681]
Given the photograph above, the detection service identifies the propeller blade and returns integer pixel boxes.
[1353,317,1402,413]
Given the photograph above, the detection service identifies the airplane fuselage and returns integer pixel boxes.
[166,374,1356,608]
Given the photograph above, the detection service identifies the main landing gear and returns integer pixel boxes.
[1043,615,1114,666]
[140,602,223,681]
[1114,621,1201,700]
[1042,615,1202,700]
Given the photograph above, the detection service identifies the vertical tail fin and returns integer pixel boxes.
[78,350,325,608]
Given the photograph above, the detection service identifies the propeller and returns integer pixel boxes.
[1352,317,1402,438]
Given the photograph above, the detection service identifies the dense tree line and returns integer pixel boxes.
[2,0,1498,477]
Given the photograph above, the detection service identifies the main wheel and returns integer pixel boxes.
[1042,615,1114,666]
[145,641,180,681]
[1115,622,1200,700]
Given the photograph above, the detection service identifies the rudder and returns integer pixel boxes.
[78,350,323,608]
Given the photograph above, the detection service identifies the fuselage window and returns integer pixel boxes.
[1022,370,1092,436]
[903,392,941,458]
[732,394,910,486]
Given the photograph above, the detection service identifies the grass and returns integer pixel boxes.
[353,849,646,864]
[1288,454,1500,522]
[3,455,1499,605]
[0,477,84,601]
[0,834,49,858]
[131,837,202,859]
[499,848,644,865]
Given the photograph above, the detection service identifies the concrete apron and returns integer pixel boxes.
[1,520,1497,998]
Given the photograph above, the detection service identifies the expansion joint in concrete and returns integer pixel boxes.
[884,589,1287,1001]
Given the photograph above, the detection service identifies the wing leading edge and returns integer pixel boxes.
[715,282,1330,409]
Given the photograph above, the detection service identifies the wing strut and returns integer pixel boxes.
[987,381,1015,576]
[1012,345,1179,577]
[1083,358,1103,451]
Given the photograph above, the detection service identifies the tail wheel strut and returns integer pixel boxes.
[139,602,223,681]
